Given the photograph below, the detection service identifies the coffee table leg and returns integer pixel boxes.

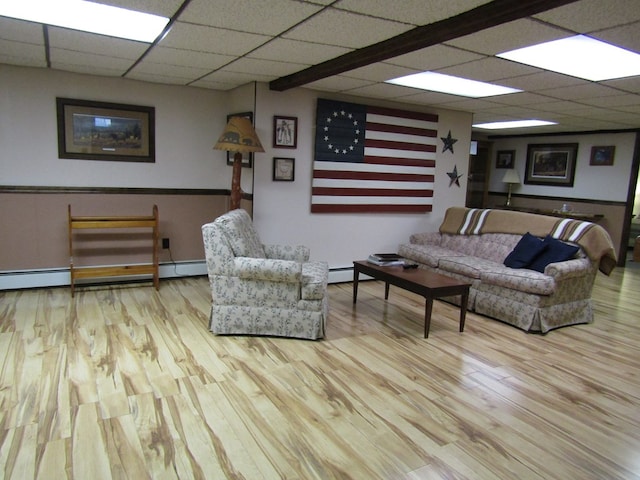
[459,289,469,332]
[353,266,359,303]
[424,298,434,338]
[384,282,390,300]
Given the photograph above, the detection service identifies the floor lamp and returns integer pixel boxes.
[502,169,521,207]
[214,116,264,211]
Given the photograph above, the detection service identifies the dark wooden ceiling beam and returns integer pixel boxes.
[269,0,580,91]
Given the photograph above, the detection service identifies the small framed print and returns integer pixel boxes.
[496,150,515,169]
[273,157,295,181]
[226,112,253,168]
[590,146,615,166]
[273,116,297,148]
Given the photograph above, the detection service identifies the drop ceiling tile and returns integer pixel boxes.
[51,61,128,77]
[538,83,624,101]
[486,92,562,107]
[386,45,484,71]
[437,57,539,82]
[344,82,421,99]
[50,48,134,73]
[0,18,44,43]
[142,46,235,70]
[129,61,212,80]
[160,23,270,56]
[445,18,569,55]
[224,57,310,77]
[283,8,411,49]
[594,22,640,55]
[180,0,324,35]
[333,0,489,25]
[343,62,415,83]
[0,40,46,67]
[502,72,587,92]
[198,69,274,86]
[304,76,375,92]
[126,71,193,86]
[48,27,148,59]
[435,97,505,111]
[602,76,640,94]
[189,77,243,90]
[248,38,352,64]
[393,90,467,105]
[579,94,640,108]
[533,0,640,32]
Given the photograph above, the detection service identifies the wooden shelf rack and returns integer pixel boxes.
[68,204,159,296]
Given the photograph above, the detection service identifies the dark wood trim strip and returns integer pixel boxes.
[488,192,627,207]
[0,185,239,196]
[270,0,580,91]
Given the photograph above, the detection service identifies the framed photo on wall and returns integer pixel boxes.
[273,157,295,181]
[524,143,578,187]
[496,150,515,169]
[226,112,253,168]
[56,97,155,162]
[590,146,615,166]
[273,116,297,148]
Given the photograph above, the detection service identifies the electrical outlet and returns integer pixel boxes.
[162,238,170,249]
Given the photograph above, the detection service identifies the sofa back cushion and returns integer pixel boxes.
[440,234,480,256]
[503,233,547,268]
[528,235,580,273]
[215,209,266,258]
[473,233,522,263]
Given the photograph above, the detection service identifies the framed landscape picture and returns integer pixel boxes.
[56,97,155,162]
[524,143,578,187]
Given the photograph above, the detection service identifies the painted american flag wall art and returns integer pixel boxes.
[311,98,438,214]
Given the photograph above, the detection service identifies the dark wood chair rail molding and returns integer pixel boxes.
[0,185,239,197]
[270,0,580,91]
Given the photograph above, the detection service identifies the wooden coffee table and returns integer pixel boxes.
[353,260,471,338]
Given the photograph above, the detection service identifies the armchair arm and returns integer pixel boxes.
[263,244,310,262]
[234,257,302,282]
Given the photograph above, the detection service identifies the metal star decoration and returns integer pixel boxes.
[441,130,458,153]
[447,165,463,187]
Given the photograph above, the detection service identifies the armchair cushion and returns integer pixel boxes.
[216,209,265,258]
[264,244,310,262]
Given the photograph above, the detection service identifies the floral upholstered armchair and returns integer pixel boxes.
[201,209,328,339]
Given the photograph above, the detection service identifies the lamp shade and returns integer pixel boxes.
[501,169,521,184]
[213,116,264,153]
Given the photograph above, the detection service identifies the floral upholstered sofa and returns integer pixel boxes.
[201,209,328,339]
[398,207,617,333]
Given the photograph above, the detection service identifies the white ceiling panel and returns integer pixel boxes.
[437,57,539,82]
[283,8,411,48]
[140,46,234,70]
[248,38,352,64]
[533,0,640,32]
[0,17,44,43]
[0,40,46,67]
[49,48,133,74]
[444,19,570,55]
[223,57,310,77]
[48,28,148,59]
[333,0,491,25]
[161,23,270,55]
[385,45,484,71]
[179,0,324,35]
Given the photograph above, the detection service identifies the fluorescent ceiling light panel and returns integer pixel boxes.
[497,35,640,81]
[0,0,169,43]
[473,120,557,130]
[386,72,522,98]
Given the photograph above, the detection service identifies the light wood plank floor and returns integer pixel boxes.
[1,265,639,479]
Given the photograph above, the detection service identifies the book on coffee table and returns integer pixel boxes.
[367,253,404,266]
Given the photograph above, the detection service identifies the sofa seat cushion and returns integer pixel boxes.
[480,266,556,295]
[438,256,501,279]
[398,243,465,268]
[301,261,329,300]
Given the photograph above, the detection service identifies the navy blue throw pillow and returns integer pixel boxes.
[504,233,546,268]
[528,235,579,273]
